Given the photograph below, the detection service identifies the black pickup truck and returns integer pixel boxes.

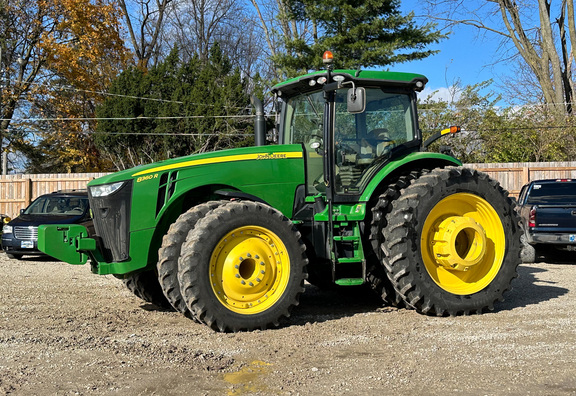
[517,179,576,262]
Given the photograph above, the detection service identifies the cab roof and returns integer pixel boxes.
[271,69,428,97]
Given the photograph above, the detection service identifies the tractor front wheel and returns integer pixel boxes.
[157,201,227,319]
[122,269,173,310]
[178,201,307,332]
[382,167,521,315]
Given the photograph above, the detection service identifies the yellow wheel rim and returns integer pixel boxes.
[209,226,291,314]
[421,193,505,295]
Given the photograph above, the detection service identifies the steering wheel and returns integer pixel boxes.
[367,128,394,143]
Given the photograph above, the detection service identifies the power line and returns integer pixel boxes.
[4,129,253,137]
[0,78,253,110]
[1,77,185,104]
[422,124,576,134]
[1,114,256,122]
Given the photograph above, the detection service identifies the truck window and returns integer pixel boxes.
[526,182,576,204]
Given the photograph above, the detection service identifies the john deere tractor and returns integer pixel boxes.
[38,53,521,332]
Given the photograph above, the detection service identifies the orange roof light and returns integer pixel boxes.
[323,51,334,64]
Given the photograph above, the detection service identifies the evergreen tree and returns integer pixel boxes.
[95,45,254,170]
[274,0,444,76]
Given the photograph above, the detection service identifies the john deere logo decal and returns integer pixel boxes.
[256,153,288,160]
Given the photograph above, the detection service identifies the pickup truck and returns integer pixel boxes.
[517,179,576,262]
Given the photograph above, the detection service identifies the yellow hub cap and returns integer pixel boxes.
[421,193,505,295]
[209,226,290,314]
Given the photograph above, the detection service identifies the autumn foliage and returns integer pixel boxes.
[1,0,128,172]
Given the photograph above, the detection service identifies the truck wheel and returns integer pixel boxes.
[157,201,228,319]
[382,167,521,316]
[366,170,423,306]
[123,269,173,310]
[178,201,308,332]
[520,234,536,263]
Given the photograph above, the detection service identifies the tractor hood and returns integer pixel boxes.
[86,144,306,233]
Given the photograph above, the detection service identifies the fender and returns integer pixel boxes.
[215,189,270,206]
[359,152,462,202]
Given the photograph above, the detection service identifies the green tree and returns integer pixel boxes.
[95,45,254,169]
[419,81,576,163]
[273,0,444,76]
[420,81,502,163]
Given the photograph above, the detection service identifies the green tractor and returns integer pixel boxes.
[38,54,521,332]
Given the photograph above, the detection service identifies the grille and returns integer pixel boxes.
[90,180,133,262]
[14,226,38,240]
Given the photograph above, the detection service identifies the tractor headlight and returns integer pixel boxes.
[90,181,126,197]
[2,224,12,234]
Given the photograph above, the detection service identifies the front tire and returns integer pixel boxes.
[123,269,173,310]
[382,167,521,316]
[157,201,227,318]
[178,201,307,332]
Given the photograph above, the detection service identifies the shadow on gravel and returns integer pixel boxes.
[1,254,57,262]
[535,247,576,265]
[494,264,569,312]
[288,283,385,326]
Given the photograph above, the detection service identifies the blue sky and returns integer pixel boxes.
[398,1,510,103]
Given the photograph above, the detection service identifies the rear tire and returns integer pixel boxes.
[157,201,227,319]
[178,201,307,332]
[123,269,173,310]
[382,167,521,316]
[366,171,423,306]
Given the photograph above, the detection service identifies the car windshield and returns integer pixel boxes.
[24,196,88,215]
[526,182,576,204]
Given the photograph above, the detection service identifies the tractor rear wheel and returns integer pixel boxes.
[123,269,173,310]
[381,167,521,315]
[367,171,423,306]
[178,201,307,332]
[157,201,227,319]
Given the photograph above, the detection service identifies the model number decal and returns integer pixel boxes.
[137,174,159,183]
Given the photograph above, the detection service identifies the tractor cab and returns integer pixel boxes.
[271,55,427,200]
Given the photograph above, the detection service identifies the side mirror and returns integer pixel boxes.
[347,87,366,113]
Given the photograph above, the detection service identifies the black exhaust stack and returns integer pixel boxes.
[251,95,266,146]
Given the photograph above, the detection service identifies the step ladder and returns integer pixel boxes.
[331,221,366,286]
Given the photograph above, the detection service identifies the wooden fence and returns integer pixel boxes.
[1,162,576,218]
[467,161,576,198]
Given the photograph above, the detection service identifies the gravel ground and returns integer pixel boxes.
[1,252,576,396]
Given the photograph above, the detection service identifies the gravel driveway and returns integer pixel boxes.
[1,253,575,395]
